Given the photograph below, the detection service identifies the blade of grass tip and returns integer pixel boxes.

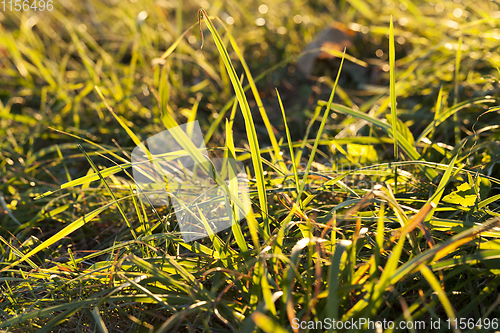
[276,88,300,197]
[186,95,200,138]
[433,84,444,131]
[199,9,269,238]
[453,35,463,145]
[79,145,137,239]
[388,17,399,158]
[297,51,345,205]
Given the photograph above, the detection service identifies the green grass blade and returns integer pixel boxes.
[226,118,249,252]
[0,237,38,269]
[260,265,277,315]
[92,307,110,333]
[203,49,337,143]
[297,52,345,205]
[0,300,97,328]
[156,21,199,63]
[419,265,458,332]
[416,97,495,143]
[199,9,269,238]
[79,145,137,239]
[95,86,144,148]
[391,216,500,285]
[159,65,170,116]
[453,35,463,145]
[160,112,248,218]
[220,19,287,171]
[345,0,375,19]
[60,163,131,188]
[326,240,349,332]
[389,16,398,160]
[319,101,438,180]
[0,202,113,272]
[252,312,289,333]
[276,88,300,197]
[424,146,463,223]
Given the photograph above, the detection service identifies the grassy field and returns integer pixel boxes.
[1,0,500,332]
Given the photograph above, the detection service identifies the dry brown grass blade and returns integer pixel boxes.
[391,202,435,246]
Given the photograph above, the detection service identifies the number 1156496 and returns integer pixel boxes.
[2,0,53,11]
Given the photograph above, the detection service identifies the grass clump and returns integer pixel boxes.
[1,0,500,332]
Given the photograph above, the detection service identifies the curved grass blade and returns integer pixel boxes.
[218,18,287,171]
[198,9,269,238]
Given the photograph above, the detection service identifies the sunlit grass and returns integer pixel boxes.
[1,0,500,331]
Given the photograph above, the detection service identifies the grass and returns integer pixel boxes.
[1,0,500,332]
